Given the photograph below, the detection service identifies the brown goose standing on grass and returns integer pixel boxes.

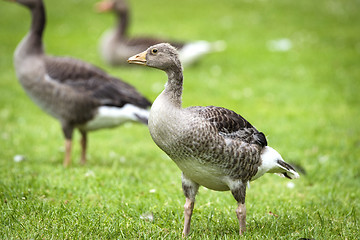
[128,43,299,236]
[96,0,226,67]
[7,0,151,167]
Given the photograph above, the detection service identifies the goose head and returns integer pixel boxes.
[96,0,127,14]
[128,43,182,72]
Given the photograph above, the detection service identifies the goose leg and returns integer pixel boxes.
[183,197,194,237]
[236,202,246,234]
[231,182,247,235]
[62,124,74,167]
[181,173,199,237]
[64,139,72,167]
[80,130,87,165]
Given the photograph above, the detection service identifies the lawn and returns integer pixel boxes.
[0,0,359,239]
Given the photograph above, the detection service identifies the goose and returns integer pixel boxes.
[128,43,299,236]
[96,0,226,67]
[7,0,151,167]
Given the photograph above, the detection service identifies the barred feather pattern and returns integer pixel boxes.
[151,104,265,185]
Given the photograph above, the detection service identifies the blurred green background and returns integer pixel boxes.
[0,0,359,239]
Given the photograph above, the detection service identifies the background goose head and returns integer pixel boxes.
[96,0,128,14]
[128,43,182,72]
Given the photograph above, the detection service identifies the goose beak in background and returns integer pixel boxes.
[95,0,114,12]
[128,51,147,65]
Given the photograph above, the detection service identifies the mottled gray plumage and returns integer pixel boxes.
[128,43,299,236]
[162,105,265,187]
[10,0,151,166]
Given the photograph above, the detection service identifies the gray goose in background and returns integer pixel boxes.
[8,0,151,167]
[96,0,226,67]
[128,43,299,236]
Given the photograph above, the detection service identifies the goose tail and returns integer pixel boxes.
[253,146,300,180]
[83,104,149,131]
[179,40,227,66]
[274,158,300,179]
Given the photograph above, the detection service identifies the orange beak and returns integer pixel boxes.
[127,51,147,65]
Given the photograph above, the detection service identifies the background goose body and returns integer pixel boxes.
[11,0,151,166]
[97,0,225,67]
[128,43,299,236]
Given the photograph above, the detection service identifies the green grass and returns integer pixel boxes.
[1,0,359,239]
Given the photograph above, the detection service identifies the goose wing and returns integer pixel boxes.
[188,106,267,147]
[44,56,151,108]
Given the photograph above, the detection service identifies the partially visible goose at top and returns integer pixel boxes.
[7,0,151,167]
[96,0,226,67]
[128,43,299,236]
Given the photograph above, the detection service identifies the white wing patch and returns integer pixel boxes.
[83,104,149,131]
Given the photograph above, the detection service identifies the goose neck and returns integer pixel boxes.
[163,68,184,107]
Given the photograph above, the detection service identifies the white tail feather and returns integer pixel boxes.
[83,104,149,131]
[252,146,300,181]
[274,161,300,179]
[179,40,226,66]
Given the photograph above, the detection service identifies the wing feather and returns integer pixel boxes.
[187,106,267,147]
[44,56,151,108]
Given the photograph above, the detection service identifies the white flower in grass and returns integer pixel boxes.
[287,182,295,189]
[318,155,329,163]
[13,154,26,162]
[268,38,293,52]
[140,212,154,222]
[85,170,95,177]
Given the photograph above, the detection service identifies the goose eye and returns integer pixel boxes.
[151,48,158,54]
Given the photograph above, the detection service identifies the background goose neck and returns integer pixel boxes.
[31,2,45,37]
[20,1,45,56]
[115,8,129,38]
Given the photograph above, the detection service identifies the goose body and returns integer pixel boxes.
[128,43,299,236]
[10,0,151,166]
[97,0,225,67]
